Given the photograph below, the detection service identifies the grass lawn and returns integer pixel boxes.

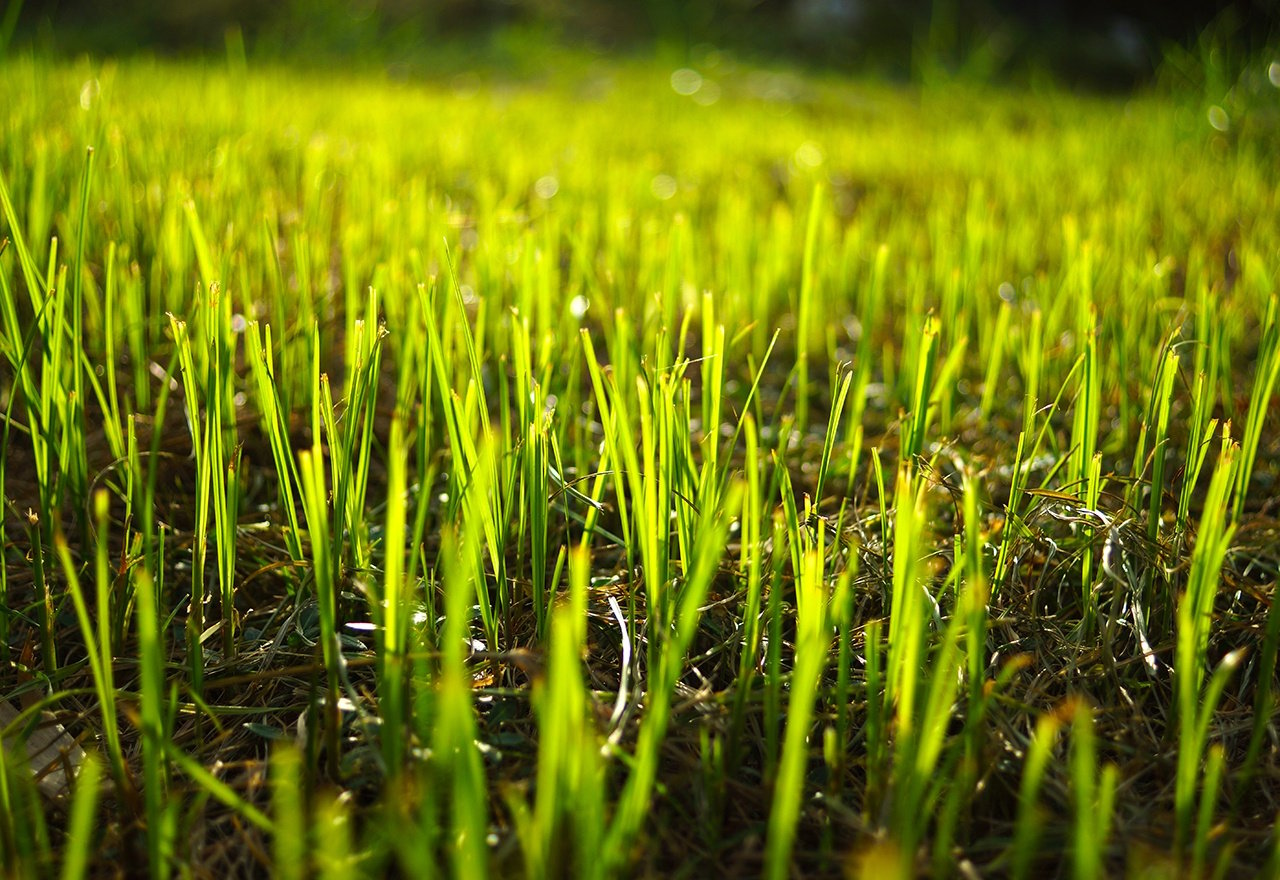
[1,45,1280,877]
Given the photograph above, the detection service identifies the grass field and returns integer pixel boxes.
[2,44,1280,878]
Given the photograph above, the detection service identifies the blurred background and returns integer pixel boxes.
[7,0,1280,88]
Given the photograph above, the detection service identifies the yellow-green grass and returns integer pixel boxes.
[1,47,1279,877]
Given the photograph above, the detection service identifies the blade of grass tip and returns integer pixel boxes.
[224,23,247,75]
[41,242,65,524]
[1070,313,1101,609]
[100,243,125,464]
[815,370,852,506]
[579,327,632,549]
[1175,438,1239,850]
[1267,814,1280,879]
[347,299,386,574]
[930,330,967,438]
[1177,372,1216,534]
[1146,346,1179,546]
[870,446,888,582]
[438,527,491,879]
[961,475,990,769]
[0,739,50,877]
[1097,763,1118,869]
[244,321,304,562]
[143,354,177,570]
[443,239,491,438]
[699,290,722,480]
[1080,451,1103,617]
[526,417,550,640]
[850,244,887,431]
[272,745,306,880]
[298,447,342,780]
[1179,648,1244,858]
[458,438,502,654]
[887,462,926,731]
[775,455,804,606]
[1070,700,1116,880]
[903,316,940,468]
[1012,712,1063,880]
[980,295,1012,419]
[1233,296,1280,520]
[765,545,836,880]
[569,548,606,877]
[403,605,442,877]
[829,550,857,795]
[1191,744,1225,879]
[315,795,353,880]
[890,568,964,874]
[95,492,131,796]
[53,517,124,796]
[183,200,217,296]
[66,148,95,522]
[1067,310,1098,497]
[381,415,409,775]
[508,312,532,614]
[1070,701,1099,880]
[0,159,45,313]
[0,727,12,863]
[167,312,209,694]
[22,507,56,680]
[728,415,763,771]
[162,739,272,832]
[0,237,26,388]
[133,568,170,878]
[57,753,100,880]
[1126,329,1179,521]
[634,371,669,648]
[863,616,886,823]
[795,181,823,432]
[716,329,779,501]
[1020,309,1042,440]
[763,513,787,784]
[207,285,241,659]
[531,546,605,877]
[317,373,344,565]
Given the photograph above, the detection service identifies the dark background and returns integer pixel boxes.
[9,0,1280,87]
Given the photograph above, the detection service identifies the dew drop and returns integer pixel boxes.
[670,68,703,96]
[650,174,678,200]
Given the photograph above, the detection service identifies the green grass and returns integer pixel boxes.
[1,43,1280,878]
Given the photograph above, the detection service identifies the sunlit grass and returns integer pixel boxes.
[1,42,1279,877]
